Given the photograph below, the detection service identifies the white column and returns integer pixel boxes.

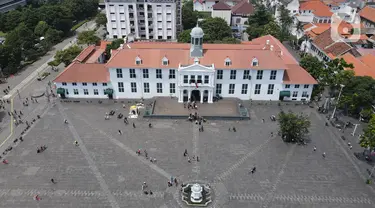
[200,90,204,103]
[208,90,213,103]
[178,89,183,103]
[188,89,191,102]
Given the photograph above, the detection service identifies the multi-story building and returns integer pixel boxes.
[0,0,26,13]
[104,0,180,40]
[54,25,316,102]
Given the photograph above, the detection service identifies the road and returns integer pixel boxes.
[0,21,98,153]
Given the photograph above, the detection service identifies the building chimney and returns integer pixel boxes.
[270,45,274,51]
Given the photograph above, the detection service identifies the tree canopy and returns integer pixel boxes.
[77,30,100,45]
[200,17,232,43]
[246,5,281,40]
[178,18,235,43]
[178,29,191,43]
[278,5,293,41]
[95,12,107,27]
[300,54,325,80]
[105,39,125,59]
[339,76,375,116]
[0,0,98,77]
[360,114,375,149]
[182,0,199,30]
[54,45,82,66]
[278,111,311,143]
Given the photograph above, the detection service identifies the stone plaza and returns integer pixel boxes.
[0,100,374,208]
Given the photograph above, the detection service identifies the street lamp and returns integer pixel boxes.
[330,84,345,120]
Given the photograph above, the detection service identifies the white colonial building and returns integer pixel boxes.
[54,25,316,102]
[104,0,181,40]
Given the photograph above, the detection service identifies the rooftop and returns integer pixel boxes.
[312,29,352,58]
[341,53,375,78]
[55,35,316,85]
[300,0,333,17]
[54,62,109,83]
[212,1,231,10]
[231,0,254,15]
[359,6,375,23]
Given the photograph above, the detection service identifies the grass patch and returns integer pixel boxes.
[197,11,211,18]
[71,20,89,31]
[0,31,6,37]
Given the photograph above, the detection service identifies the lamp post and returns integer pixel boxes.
[331,84,345,120]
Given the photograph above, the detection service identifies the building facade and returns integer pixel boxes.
[54,26,316,102]
[105,0,180,40]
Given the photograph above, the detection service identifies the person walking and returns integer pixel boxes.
[51,178,56,184]
[34,195,41,201]
[133,123,136,128]
[74,141,79,146]
[313,146,316,151]
[322,152,326,158]
[118,130,122,135]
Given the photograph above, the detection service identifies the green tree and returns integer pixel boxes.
[200,17,232,43]
[3,10,23,32]
[178,29,191,43]
[21,6,41,30]
[278,5,293,41]
[246,5,278,40]
[54,45,82,66]
[262,21,281,39]
[182,0,198,30]
[63,0,98,21]
[34,21,50,37]
[5,23,36,58]
[38,4,74,35]
[339,76,375,115]
[323,58,354,94]
[45,28,63,43]
[77,30,100,45]
[360,114,375,149]
[95,12,107,27]
[247,4,274,26]
[0,45,22,75]
[278,111,311,143]
[299,54,325,80]
[105,39,124,59]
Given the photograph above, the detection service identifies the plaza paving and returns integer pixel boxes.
[0,100,374,208]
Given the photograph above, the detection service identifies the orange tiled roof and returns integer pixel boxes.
[99,40,111,50]
[55,35,316,85]
[359,54,375,70]
[74,45,96,63]
[86,49,105,64]
[312,29,352,58]
[300,0,333,17]
[283,64,317,84]
[341,53,375,78]
[251,35,299,65]
[359,6,375,23]
[106,46,287,70]
[54,62,109,83]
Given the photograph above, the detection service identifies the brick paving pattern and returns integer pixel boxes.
[0,100,373,208]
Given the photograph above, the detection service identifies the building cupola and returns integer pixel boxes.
[190,23,204,58]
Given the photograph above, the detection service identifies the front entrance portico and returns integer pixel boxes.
[178,87,213,103]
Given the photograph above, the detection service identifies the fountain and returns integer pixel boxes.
[191,184,203,203]
[181,182,213,206]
